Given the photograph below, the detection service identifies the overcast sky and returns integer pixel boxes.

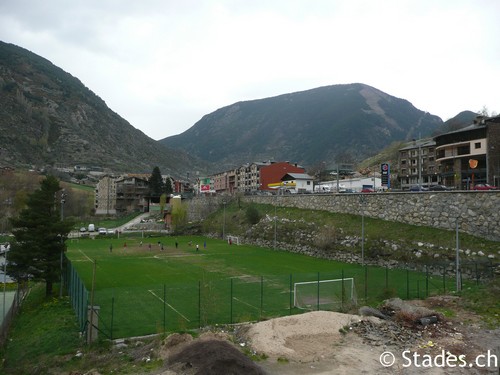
[1,1,499,140]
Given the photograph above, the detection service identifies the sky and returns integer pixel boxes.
[0,0,499,140]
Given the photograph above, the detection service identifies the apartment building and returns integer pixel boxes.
[435,115,500,188]
[209,161,306,194]
[398,139,438,190]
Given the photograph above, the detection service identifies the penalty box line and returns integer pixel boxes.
[148,289,190,322]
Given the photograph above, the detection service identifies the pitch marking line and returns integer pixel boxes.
[78,249,93,262]
[232,297,260,311]
[148,289,190,322]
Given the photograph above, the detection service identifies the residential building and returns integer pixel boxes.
[95,175,118,215]
[435,115,500,189]
[209,161,306,194]
[212,169,236,193]
[236,162,270,193]
[281,173,314,193]
[398,139,438,190]
[115,175,149,213]
[259,161,305,191]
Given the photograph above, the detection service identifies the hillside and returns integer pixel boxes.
[0,41,206,176]
[160,83,444,169]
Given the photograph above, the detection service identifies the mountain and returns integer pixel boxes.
[0,41,206,177]
[435,111,478,135]
[159,84,444,169]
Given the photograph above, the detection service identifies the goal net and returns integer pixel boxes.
[294,278,357,310]
[227,235,240,245]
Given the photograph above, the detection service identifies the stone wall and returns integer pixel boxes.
[243,191,500,241]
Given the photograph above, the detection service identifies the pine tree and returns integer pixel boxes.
[164,176,173,195]
[8,176,73,297]
[149,166,164,199]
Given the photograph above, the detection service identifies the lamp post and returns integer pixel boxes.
[222,199,226,240]
[59,189,65,298]
[455,216,461,292]
[359,195,366,266]
[2,247,7,319]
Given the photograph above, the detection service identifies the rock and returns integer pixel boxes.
[359,306,389,320]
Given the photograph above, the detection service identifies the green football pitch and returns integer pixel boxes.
[66,235,453,339]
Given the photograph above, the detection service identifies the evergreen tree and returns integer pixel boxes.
[149,166,164,199]
[8,176,73,297]
[164,176,173,195]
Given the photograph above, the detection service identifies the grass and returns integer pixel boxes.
[203,202,499,257]
[0,284,83,375]
[65,235,461,339]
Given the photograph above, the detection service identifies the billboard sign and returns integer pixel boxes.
[381,163,390,187]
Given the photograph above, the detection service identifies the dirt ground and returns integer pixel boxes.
[153,296,499,375]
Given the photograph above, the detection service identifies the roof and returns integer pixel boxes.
[282,173,313,181]
[399,138,435,151]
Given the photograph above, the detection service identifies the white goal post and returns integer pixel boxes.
[294,277,357,310]
[226,235,240,245]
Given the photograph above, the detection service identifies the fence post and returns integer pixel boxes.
[289,274,293,315]
[364,266,368,303]
[341,269,345,310]
[444,266,447,294]
[385,266,389,290]
[110,296,114,340]
[406,269,409,299]
[198,281,201,329]
[426,266,429,298]
[230,278,233,325]
[163,284,166,333]
[260,276,263,320]
[317,272,320,311]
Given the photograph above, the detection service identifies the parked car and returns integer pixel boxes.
[409,185,428,192]
[361,188,375,193]
[339,188,355,194]
[429,185,449,191]
[98,227,107,235]
[473,184,498,191]
[79,227,87,232]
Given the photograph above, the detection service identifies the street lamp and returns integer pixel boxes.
[455,215,461,292]
[359,195,366,266]
[222,199,226,240]
[59,189,65,298]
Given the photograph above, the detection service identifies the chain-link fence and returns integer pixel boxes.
[65,257,496,340]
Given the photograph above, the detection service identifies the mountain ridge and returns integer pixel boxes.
[159,83,444,169]
[0,41,206,177]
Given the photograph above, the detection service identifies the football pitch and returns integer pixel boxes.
[66,235,453,339]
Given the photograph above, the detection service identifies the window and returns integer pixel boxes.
[307,181,311,185]
[475,142,481,149]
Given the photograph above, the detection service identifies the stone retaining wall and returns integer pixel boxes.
[187,192,500,241]
[245,191,500,241]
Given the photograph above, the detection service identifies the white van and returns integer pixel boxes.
[88,224,95,232]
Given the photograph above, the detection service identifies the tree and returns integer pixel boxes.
[164,176,173,195]
[149,166,164,200]
[8,176,73,297]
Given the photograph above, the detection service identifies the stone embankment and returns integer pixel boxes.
[245,191,500,242]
